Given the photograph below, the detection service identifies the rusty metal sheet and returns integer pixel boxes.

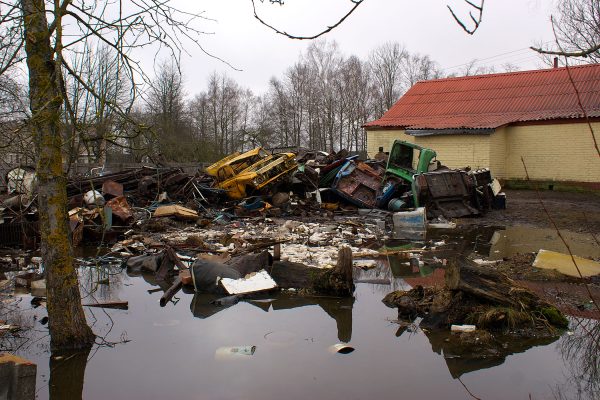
[332,161,383,208]
[415,171,479,218]
[422,171,470,199]
[102,180,124,198]
[105,196,134,224]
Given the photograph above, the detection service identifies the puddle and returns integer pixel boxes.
[390,224,600,262]
[487,226,600,260]
[2,225,599,400]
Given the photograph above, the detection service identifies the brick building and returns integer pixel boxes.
[365,64,600,186]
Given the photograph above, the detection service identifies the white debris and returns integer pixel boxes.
[220,270,277,295]
[451,324,476,333]
[353,260,378,269]
[472,259,501,266]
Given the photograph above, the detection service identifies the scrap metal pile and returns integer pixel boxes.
[0,142,505,249]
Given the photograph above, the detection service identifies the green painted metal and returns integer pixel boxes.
[384,140,437,207]
[385,140,437,181]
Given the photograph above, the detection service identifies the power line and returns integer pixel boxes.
[441,41,554,73]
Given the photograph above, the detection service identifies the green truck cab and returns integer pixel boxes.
[385,140,437,182]
[382,140,438,208]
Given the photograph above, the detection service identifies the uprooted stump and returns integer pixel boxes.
[270,246,355,297]
[382,260,568,332]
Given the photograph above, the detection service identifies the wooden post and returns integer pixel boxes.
[273,243,281,261]
[335,246,353,285]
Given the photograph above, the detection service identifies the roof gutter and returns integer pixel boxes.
[406,128,495,137]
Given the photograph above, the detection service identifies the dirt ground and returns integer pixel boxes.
[458,189,600,236]
[458,189,600,320]
[487,253,600,319]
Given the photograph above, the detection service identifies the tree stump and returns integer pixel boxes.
[270,246,355,296]
[445,260,546,310]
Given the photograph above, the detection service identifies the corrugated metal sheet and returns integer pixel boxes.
[365,64,600,130]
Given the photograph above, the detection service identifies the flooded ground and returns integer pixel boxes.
[2,224,599,400]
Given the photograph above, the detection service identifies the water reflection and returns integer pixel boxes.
[191,292,355,343]
[7,224,597,400]
[423,225,600,260]
[552,319,600,400]
[48,349,90,400]
[423,330,560,379]
[488,226,600,260]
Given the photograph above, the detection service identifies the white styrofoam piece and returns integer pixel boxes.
[220,270,277,295]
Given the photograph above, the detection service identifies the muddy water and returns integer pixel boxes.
[3,225,599,400]
[422,225,600,260]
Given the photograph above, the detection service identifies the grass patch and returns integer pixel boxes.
[539,306,569,329]
[467,306,533,330]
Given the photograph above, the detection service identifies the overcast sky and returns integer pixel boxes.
[145,0,559,96]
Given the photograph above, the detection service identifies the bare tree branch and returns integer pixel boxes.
[531,42,600,58]
[251,0,364,40]
[531,0,600,61]
[447,0,485,35]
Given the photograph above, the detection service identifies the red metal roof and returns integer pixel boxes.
[365,64,600,130]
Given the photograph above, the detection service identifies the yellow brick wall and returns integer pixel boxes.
[488,128,507,178]
[366,130,413,158]
[504,122,600,182]
[367,129,493,169]
[414,135,491,170]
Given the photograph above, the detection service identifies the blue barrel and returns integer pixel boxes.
[387,198,406,212]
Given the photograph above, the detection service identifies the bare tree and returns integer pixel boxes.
[203,72,245,156]
[369,42,407,117]
[532,0,600,61]
[305,40,343,152]
[0,75,28,121]
[0,74,31,167]
[339,55,371,151]
[0,11,30,167]
[146,60,191,160]
[1,0,210,351]
[60,44,134,169]
[249,94,277,148]
[268,76,292,148]
[448,58,496,77]
[400,53,443,87]
[500,62,521,73]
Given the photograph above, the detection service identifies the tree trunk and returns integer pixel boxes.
[22,0,95,350]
